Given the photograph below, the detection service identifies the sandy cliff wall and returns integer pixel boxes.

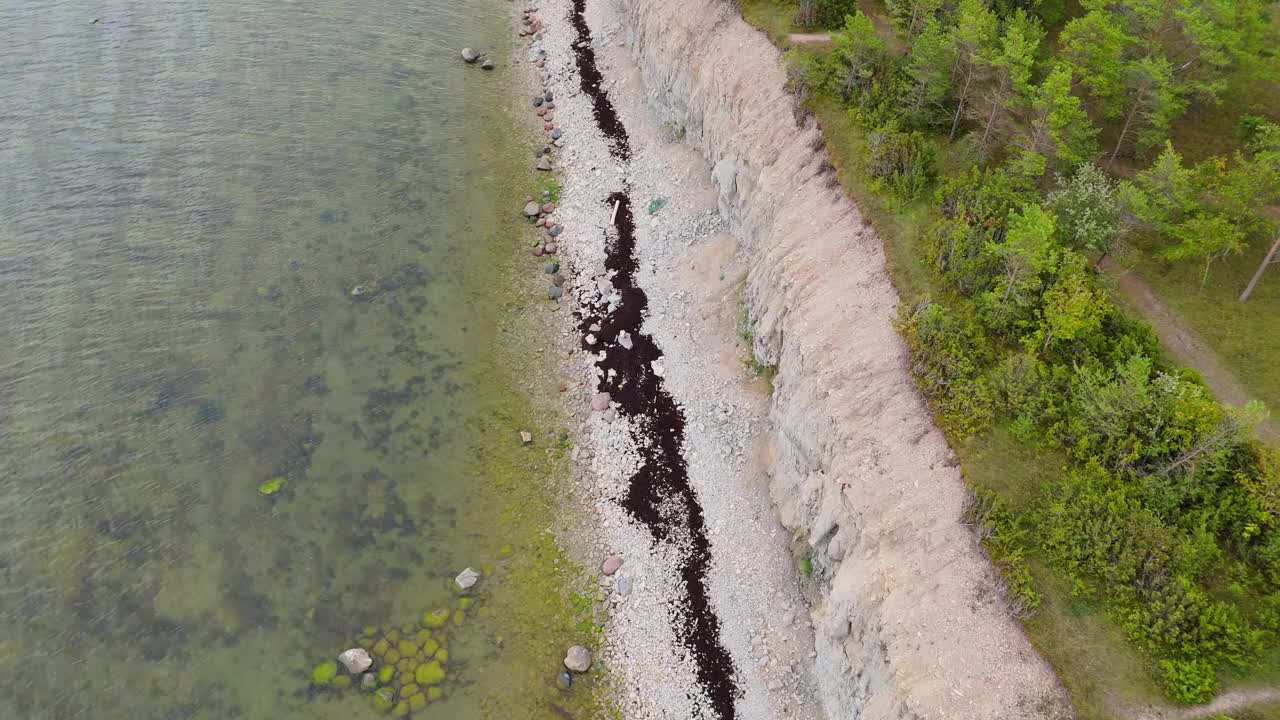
[611,0,1069,717]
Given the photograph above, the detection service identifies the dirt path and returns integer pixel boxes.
[1125,687,1280,719]
[785,32,831,44]
[1101,257,1279,444]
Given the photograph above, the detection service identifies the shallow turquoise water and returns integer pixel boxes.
[0,1,578,718]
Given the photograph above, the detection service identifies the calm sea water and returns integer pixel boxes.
[0,1,583,718]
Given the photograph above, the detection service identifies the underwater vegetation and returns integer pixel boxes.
[310,591,477,718]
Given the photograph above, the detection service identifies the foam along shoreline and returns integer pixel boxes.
[512,0,1068,718]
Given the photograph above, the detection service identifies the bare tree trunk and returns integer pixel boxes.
[950,67,975,141]
[1110,100,1140,168]
[1239,235,1280,301]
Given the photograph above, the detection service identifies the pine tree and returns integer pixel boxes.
[897,17,955,128]
[947,0,999,140]
[830,10,890,103]
[1013,65,1098,178]
[972,10,1043,157]
[886,0,943,41]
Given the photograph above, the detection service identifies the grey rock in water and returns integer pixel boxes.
[536,156,552,171]
[551,273,566,287]
[556,671,573,690]
[480,59,495,70]
[591,393,611,411]
[338,648,373,674]
[617,330,634,350]
[454,567,481,590]
[532,95,544,107]
[551,128,563,140]
[563,645,592,673]
[523,201,541,217]
[601,555,623,576]
[461,48,481,63]
[547,286,563,300]
[548,224,562,237]
[544,91,553,101]
[545,243,557,254]
[544,261,559,274]
[360,672,379,691]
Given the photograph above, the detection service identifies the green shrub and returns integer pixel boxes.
[867,123,938,200]
[1159,658,1218,705]
[965,487,1042,616]
[898,302,994,435]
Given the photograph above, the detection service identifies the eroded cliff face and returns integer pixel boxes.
[611,0,1069,717]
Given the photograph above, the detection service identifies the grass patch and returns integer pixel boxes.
[737,0,801,44]
[1121,231,1280,414]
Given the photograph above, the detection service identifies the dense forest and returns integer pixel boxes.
[773,0,1280,707]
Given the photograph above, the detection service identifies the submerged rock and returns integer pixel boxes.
[563,645,592,673]
[454,567,481,590]
[461,48,480,63]
[373,687,396,713]
[547,286,563,300]
[339,647,373,674]
[361,672,379,691]
[556,671,572,690]
[415,660,446,686]
[480,59,495,70]
[536,156,552,171]
[422,608,450,628]
[311,661,338,686]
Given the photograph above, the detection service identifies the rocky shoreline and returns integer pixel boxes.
[503,0,823,718]
[496,0,1070,718]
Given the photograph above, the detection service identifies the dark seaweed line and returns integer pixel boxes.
[567,0,739,716]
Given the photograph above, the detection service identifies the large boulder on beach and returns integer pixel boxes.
[461,48,481,63]
[523,201,541,217]
[563,645,592,673]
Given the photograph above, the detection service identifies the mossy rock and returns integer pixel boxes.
[498,544,514,557]
[332,674,352,690]
[421,638,439,656]
[373,687,396,714]
[427,686,444,701]
[258,477,286,496]
[415,629,433,645]
[421,608,449,628]
[384,649,401,664]
[385,629,401,643]
[397,640,418,657]
[406,657,419,672]
[434,648,449,664]
[311,661,338,686]
[414,660,445,686]
[357,636,375,649]
[362,625,380,636]
[399,683,419,700]
[378,666,395,684]
[400,624,417,636]
[398,670,414,686]
[410,694,427,711]
[455,597,474,611]
[452,609,466,626]
[392,701,410,718]
[373,638,391,657]
[396,658,412,673]
[361,673,379,692]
